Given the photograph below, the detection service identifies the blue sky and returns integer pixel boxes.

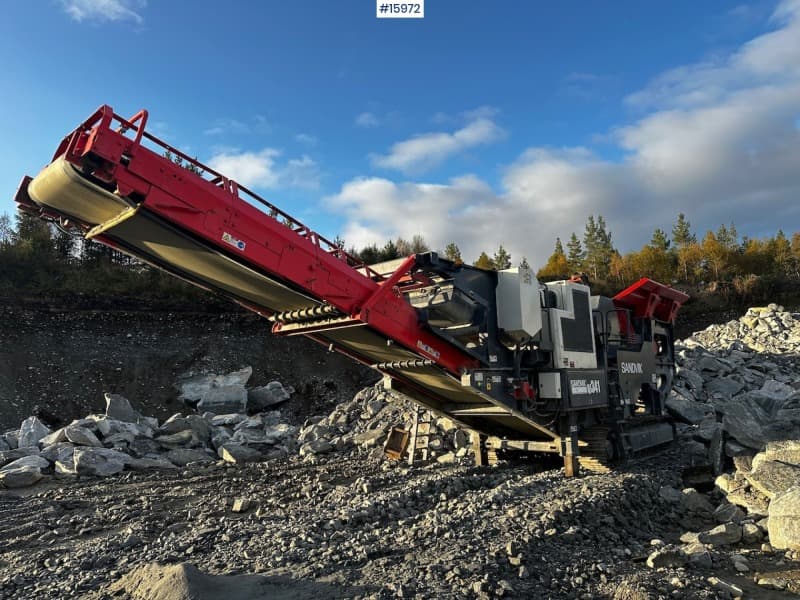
[1,0,798,266]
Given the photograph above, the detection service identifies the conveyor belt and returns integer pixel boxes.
[28,158,556,441]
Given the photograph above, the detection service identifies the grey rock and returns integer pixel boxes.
[0,466,43,488]
[64,425,103,447]
[646,547,687,569]
[768,486,800,550]
[0,447,40,468]
[159,414,192,435]
[683,542,713,570]
[210,414,246,427]
[18,417,51,448]
[39,428,68,447]
[73,447,130,476]
[706,376,744,396]
[197,385,247,414]
[741,523,763,544]
[353,429,385,447]
[721,399,772,450]
[0,455,50,472]
[155,430,198,448]
[185,415,210,442]
[299,440,333,456]
[104,393,139,423]
[698,523,742,546]
[95,418,153,439]
[724,440,750,457]
[453,429,472,449]
[232,498,252,513]
[210,427,232,451]
[248,381,292,411]
[219,443,262,464]
[763,439,800,464]
[2,430,18,449]
[665,395,713,425]
[713,503,745,524]
[744,457,800,499]
[678,367,704,392]
[0,436,8,452]
[104,431,136,446]
[40,442,76,464]
[682,489,714,516]
[129,438,162,457]
[165,448,214,467]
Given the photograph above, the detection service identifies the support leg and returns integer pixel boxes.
[472,431,488,466]
[561,414,580,477]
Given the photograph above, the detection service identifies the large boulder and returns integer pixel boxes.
[0,466,43,488]
[18,417,51,448]
[744,456,800,499]
[178,367,252,409]
[698,523,742,546]
[0,455,50,472]
[73,447,130,476]
[768,487,800,550]
[64,425,103,447]
[0,447,40,468]
[665,394,713,425]
[248,381,292,411]
[218,443,262,464]
[197,386,247,414]
[105,393,140,423]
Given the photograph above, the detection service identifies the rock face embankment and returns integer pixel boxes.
[0,306,375,430]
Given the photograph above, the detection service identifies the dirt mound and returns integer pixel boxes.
[105,562,357,600]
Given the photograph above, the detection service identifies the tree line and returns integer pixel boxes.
[2,207,798,307]
[0,212,211,305]
[536,213,800,295]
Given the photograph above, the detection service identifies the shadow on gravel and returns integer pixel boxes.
[92,562,371,600]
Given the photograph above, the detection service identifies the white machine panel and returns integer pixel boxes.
[545,280,597,369]
[496,266,542,342]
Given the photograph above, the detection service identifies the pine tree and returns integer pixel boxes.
[0,213,13,247]
[395,237,411,256]
[537,239,568,280]
[380,239,399,261]
[519,256,531,270]
[492,245,511,270]
[583,215,615,280]
[672,213,695,248]
[473,252,494,270]
[650,228,670,251]
[410,234,429,254]
[566,232,584,272]
[444,242,462,262]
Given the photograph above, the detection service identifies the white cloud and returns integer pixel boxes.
[203,118,250,136]
[207,149,320,190]
[208,149,281,189]
[371,117,506,174]
[355,112,380,128]
[60,0,145,23]
[282,155,321,190]
[294,133,318,146]
[329,1,800,267]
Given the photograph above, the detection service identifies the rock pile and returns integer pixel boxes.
[0,373,298,489]
[297,384,472,463]
[651,303,800,592]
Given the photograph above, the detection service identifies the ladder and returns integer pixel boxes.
[407,407,432,464]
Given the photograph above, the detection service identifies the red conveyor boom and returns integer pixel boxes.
[19,106,478,376]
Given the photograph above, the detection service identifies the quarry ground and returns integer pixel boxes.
[1,446,797,600]
[1,302,800,599]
